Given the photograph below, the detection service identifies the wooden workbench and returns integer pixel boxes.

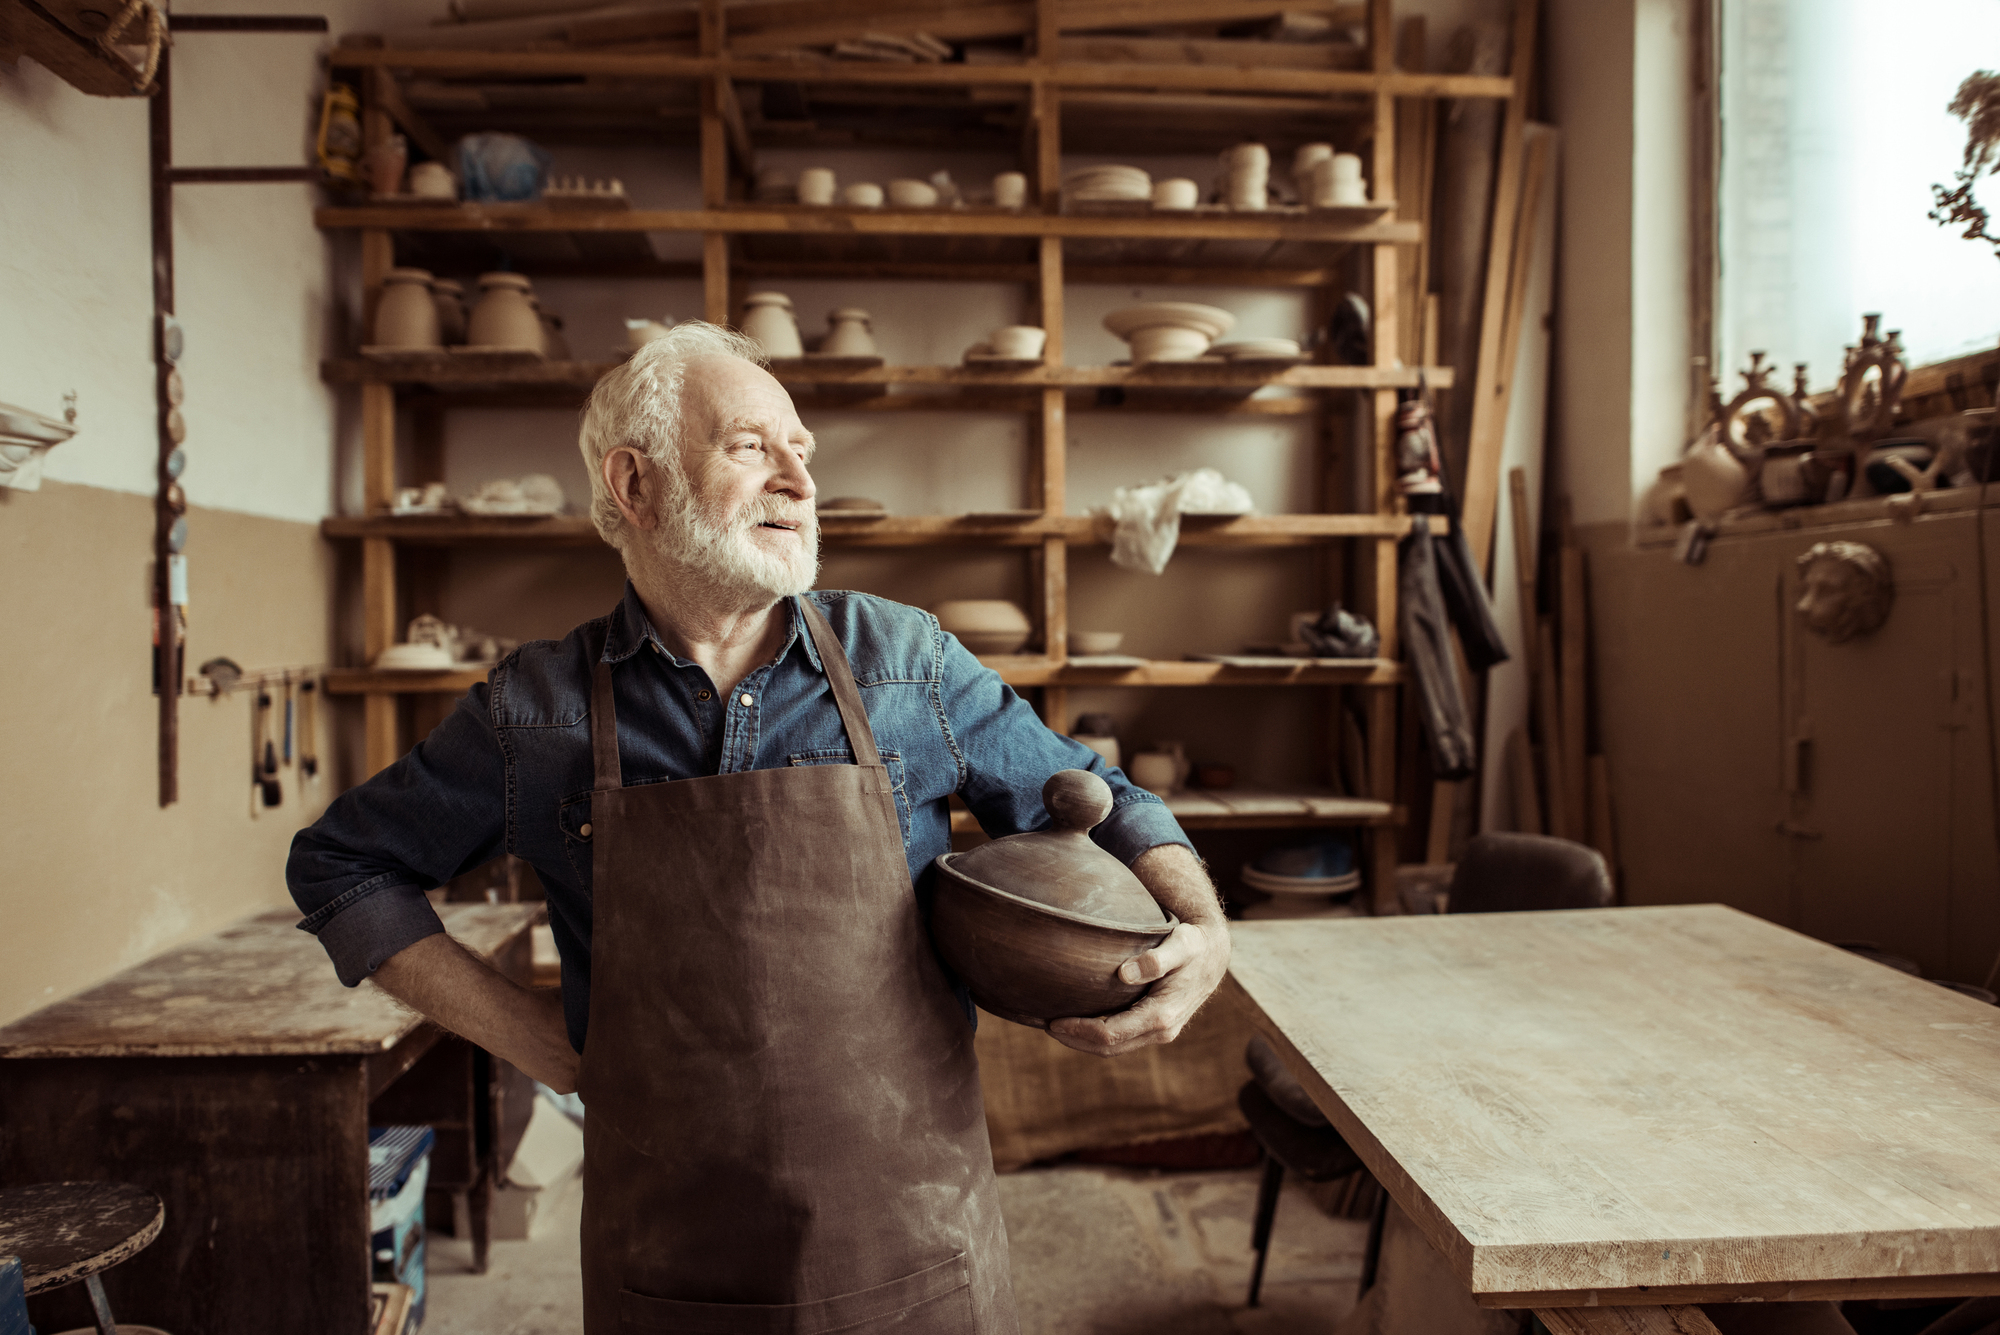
[1226,904,2000,1333]
[0,903,541,1335]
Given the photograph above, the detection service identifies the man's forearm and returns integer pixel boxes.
[1131,843,1226,928]
[372,933,581,1094]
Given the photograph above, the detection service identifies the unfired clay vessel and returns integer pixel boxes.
[467,272,543,351]
[742,292,804,359]
[374,268,441,349]
[821,309,878,357]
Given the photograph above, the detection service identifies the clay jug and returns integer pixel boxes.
[822,308,878,358]
[466,273,542,351]
[741,292,803,359]
[373,268,441,349]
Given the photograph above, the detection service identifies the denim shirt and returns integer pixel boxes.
[288,584,1191,1050]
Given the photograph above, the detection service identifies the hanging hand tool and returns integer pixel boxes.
[298,678,319,779]
[255,687,282,808]
[282,676,295,765]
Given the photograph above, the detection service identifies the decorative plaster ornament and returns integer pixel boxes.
[1795,541,1893,643]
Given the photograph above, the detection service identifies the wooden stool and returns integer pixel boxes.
[0,1182,165,1335]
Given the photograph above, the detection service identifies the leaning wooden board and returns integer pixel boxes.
[1225,905,2000,1313]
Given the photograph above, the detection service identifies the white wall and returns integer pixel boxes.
[1,0,436,524]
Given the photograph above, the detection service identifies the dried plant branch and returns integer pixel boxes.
[1931,70,2000,260]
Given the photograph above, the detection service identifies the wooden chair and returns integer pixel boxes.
[1239,833,1612,1306]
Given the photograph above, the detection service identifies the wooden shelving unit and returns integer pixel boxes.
[314,0,1516,909]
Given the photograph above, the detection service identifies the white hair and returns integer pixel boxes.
[577,321,768,550]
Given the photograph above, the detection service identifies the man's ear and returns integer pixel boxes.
[604,446,659,532]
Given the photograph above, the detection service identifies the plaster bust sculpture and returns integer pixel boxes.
[1795,541,1894,643]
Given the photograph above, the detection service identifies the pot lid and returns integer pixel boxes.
[947,770,1167,927]
[744,291,793,307]
[478,272,533,290]
[829,307,871,321]
[385,267,434,284]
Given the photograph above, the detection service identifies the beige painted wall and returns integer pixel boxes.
[0,481,334,1026]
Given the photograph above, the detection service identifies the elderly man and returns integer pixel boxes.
[288,322,1228,1332]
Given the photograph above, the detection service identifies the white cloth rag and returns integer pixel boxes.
[1092,468,1255,574]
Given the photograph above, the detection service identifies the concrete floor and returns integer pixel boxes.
[424,1165,1369,1335]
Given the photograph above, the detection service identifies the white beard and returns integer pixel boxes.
[651,483,820,601]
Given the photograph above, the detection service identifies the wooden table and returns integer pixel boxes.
[1225,904,2000,1334]
[0,903,541,1335]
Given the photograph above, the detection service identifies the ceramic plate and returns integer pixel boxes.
[1064,654,1148,668]
[1103,302,1237,341]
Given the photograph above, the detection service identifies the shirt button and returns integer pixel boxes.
[739,693,755,707]
[579,822,593,838]
[696,689,711,701]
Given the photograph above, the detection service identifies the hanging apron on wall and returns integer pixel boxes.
[578,599,1018,1334]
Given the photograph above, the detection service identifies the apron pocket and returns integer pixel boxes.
[618,1252,971,1334]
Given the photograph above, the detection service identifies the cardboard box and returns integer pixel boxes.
[490,1095,584,1241]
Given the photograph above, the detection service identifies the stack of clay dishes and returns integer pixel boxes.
[1211,337,1304,364]
[1061,164,1151,206]
[933,599,1031,655]
[1103,302,1236,363]
[1240,838,1362,899]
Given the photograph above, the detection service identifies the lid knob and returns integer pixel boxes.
[1044,769,1113,832]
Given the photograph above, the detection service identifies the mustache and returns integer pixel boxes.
[736,495,817,530]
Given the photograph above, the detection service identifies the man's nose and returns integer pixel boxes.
[772,448,815,501]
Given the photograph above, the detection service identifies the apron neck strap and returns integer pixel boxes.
[590,628,623,791]
[798,597,883,769]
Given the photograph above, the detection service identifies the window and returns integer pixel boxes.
[1718,0,2000,388]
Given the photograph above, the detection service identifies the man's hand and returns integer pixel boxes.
[373,933,582,1093]
[1046,843,1230,1058]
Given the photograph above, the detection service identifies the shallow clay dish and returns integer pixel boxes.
[932,770,1176,1027]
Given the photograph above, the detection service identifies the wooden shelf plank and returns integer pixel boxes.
[324,46,1515,101]
[321,358,1454,391]
[949,789,1398,833]
[314,202,1419,245]
[319,512,1432,548]
[325,658,1404,697]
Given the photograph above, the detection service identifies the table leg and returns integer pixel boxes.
[84,1274,116,1335]
[1536,1305,1722,1335]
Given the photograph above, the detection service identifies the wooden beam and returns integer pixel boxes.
[325,47,1516,101]
[1457,0,1539,575]
[369,67,452,165]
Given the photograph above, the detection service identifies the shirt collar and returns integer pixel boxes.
[603,582,824,675]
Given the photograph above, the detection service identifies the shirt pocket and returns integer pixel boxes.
[558,790,594,887]
[788,748,910,848]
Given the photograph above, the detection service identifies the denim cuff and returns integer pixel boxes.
[1095,792,1195,867]
[303,882,446,987]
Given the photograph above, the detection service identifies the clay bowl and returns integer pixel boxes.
[934,599,1031,655]
[931,769,1177,1027]
[930,872,1176,1026]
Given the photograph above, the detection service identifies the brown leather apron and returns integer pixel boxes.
[578,599,1018,1334]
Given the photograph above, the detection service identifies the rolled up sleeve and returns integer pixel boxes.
[935,629,1194,863]
[288,683,509,985]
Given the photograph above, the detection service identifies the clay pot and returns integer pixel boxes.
[797,167,837,206]
[822,308,878,357]
[931,770,1177,1027]
[1638,462,1690,528]
[934,599,1031,655]
[408,161,455,199]
[1127,752,1177,796]
[1681,433,1752,521]
[992,171,1028,208]
[431,279,468,344]
[373,268,441,349]
[363,134,408,196]
[466,273,543,351]
[1129,326,1211,363]
[741,292,804,359]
